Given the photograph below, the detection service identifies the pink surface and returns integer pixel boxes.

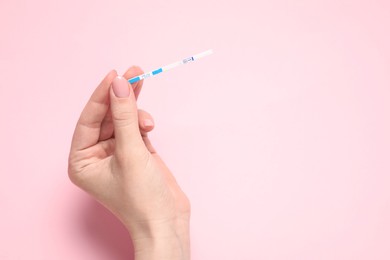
[1,0,390,259]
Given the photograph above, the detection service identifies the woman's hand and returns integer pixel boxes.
[68,67,190,260]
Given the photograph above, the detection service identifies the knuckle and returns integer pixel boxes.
[67,151,89,186]
[112,110,138,128]
[68,163,82,186]
[67,162,80,185]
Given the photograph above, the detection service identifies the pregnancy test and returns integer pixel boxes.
[128,49,213,84]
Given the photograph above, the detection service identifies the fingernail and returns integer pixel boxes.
[144,119,154,127]
[112,76,130,98]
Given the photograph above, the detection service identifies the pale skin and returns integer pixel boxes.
[68,67,191,260]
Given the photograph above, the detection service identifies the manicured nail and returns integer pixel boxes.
[112,76,130,98]
[144,119,154,127]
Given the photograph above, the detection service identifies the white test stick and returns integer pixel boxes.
[128,49,213,84]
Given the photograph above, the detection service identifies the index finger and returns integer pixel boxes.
[70,70,117,152]
[123,66,144,100]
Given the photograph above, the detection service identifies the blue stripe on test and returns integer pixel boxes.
[128,77,140,84]
[152,68,163,75]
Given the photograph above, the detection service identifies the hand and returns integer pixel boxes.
[68,67,191,260]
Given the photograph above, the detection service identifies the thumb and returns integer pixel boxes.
[110,76,146,157]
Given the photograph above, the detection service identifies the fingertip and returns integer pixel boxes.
[106,69,118,81]
[137,109,155,131]
[143,119,154,128]
[111,69,118,76]
[123,66,144,79]
[111,76,132,98]
[122,66,144,99]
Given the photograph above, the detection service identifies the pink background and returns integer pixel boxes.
[1,0,389,259]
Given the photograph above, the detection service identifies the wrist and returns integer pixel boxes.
[126,218,190,260]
